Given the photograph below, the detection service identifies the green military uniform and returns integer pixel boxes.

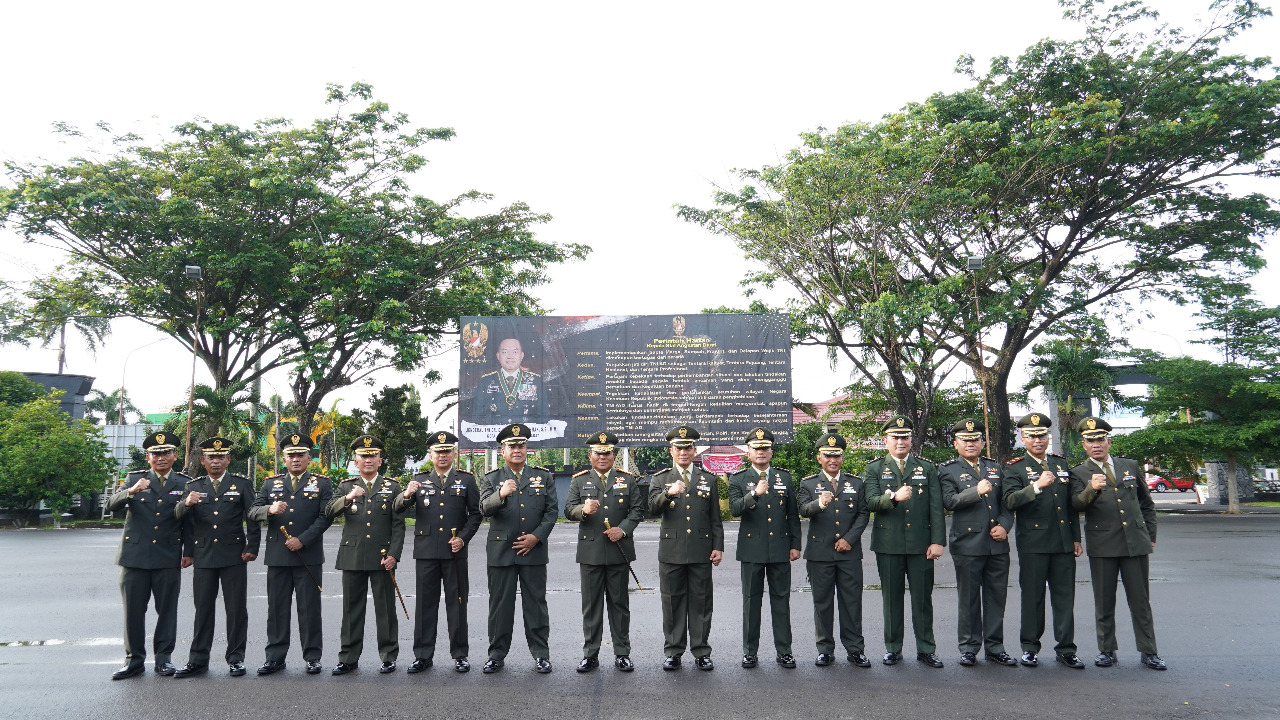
[326,436,405,672]
[471,368,548,424]
[479,424,558,666]
[394,431,482,670]
[797,432,869,662]
[864,442,946,659]
[1070,417,1160,666]
[108,431,191,677]
[563,431,645,668]
[249,435,334,670]
[648,426,724,666]
[174,437,260,673]
[938,419,1014,662]
[728,428,801,663]
[1002,413,1080,662]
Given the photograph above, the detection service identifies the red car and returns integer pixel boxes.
[1146,475,1195,493]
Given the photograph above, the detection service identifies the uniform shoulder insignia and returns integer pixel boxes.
[940,458,959,467]
[455,469,474,476]
[1005,457,1024,465]
[480,370,498,378]
[174,471,194,481]
[775,468,792,478]
[572,469,590,477]
[524,371,542,377]
[615,469,635,476]
[529,464,551,473]
[728,467,748,477]
[265,473,285,480]
[227,472,249,481]
[801,473,819,481]
[484,468,502,477]
[185,477,199,485]
[1048,453,1065,459]
[311,473,331,480]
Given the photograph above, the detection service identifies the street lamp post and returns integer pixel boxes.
[183,265,202,470]
[967,256,994,456]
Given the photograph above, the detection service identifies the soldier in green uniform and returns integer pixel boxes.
[479,423,558,674]
[728,427,801,669]
[797,432,871,668]
[249,434,334,675]
[107,431,192,680]
[863,415,946,668]
[938,419,1017,667]
[1002,412,1085,669]
[647,425,724,671]
[173,436,260,678]
[563,431,644,672]
[326,435,405,675]
[1071,417,1165,671]
[395,431,482,673]
[471,337,549,424]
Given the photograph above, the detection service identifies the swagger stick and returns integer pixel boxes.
[603,519,643,590]
[381,549,410,620]
[450,529,464,604]
[278,526,323,592]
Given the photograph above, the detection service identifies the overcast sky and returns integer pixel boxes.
[2,0,1277,425]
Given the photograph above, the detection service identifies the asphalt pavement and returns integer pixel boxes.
[0,513,1276,719]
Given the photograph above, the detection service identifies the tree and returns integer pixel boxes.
[0,371,44,412]
[85,387,142,425]
[166,381,267,470]
[1191,272,1280,367]
[2,82,587,441]
[1111,356,1280,514]
[0,394,114,527]
[1022,339,1124,461]
[23,271,112,374]
[680,0,1280,458]
[0,281,26,347]
[353,384,430,478]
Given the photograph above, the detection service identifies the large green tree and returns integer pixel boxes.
[0,394,114,527]
[680,0,1280,458]
[2,83,586,440]
[1022,338,1124,461]
[1111,356,1280,514]
[85,387,142,425]
[353,384,431,478]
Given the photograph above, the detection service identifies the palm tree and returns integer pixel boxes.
[85,388,142,425]
[1023,340,1124,459]
[26,274,111,374]
[169,381,269,470]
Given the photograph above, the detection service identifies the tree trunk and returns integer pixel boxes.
[1225,453,1242,515]
[57,323,67,374]
[984,375,1015,462]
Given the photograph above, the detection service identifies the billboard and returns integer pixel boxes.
[457,314,792,448]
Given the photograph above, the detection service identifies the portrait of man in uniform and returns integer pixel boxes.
[470,336,549,424]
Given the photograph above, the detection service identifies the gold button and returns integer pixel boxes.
[152,540,156,543]
[213,511,219,516]
[367,534,371,538]
[439,528,444,532]
[1122,521,1127,526]
[288,522,294,526]
[906,523,911,527]
[769,532,773,536]
[767,518,772,522]
[686,529,691,533]
[213,524,218,529]
[367,522,372,527]
[686,516,691,521]
[153,525,159,530]
[834,509,840,513]
[439,514,445,519]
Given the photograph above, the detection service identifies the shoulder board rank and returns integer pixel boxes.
[801,473,819,481]
[480,370,498,378]
[615,468,635,476]
[185,477,200,485]
[226,472,249,481]
[529,464,551,473]
[1005,457,1024,465]
[455,469,474,476]
[940,458,959,467]
[174,471,194,481]
[523,371,542,377]
[311,474,331,481]
[1048,453,1065,459]
[572,469,590,478]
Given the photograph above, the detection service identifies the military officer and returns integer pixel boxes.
[395,431,482,673]
[173,436,260,678]
[479,423,558,674]
[563,431,645,672]
[647,425,724,671]
[938,419,1017,667]
[1002,412,1085,669]
[471,337,549,424]
[1070,417,1165,671]
[107,431,192,680]
[249,434,334,675]
[326,435,405,675]
[728,427,801,669]
[863,415,947,668]
[797,432,871,668]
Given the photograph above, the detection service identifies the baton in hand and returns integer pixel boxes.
[381,548,410,620]
[279,526,323,592]
[450,529,464,605]
[603,519,643,590]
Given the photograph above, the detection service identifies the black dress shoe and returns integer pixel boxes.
[455,658,470,673]
[112,665,144,681]
[482,658,504,673]
[986,651,1018,666]
[917,652,944,668]
[154,662,177,676]
[228,662,246,677]
[576,656,599,673]
[305,661,322,674]
[257,660,286,675]
[741,654,758,669]
[662,655,682,671]
[1140,653,1167,671]
[1020,652,1039,667]
[332,662,357,675]
[958,652,977,666]
[815,653,833,667]
[1056,653,1085,669]
[379,662,396,674]
[883,651,901,666]
[695,655,714,671]
[1094,651,1117,667]
[407,658,433,673]
[776,654,797,669]
[614,656,634,672]
[848,652,872,668]
[534,657,552,674]
[174,663,207,678]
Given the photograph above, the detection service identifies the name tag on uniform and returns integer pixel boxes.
[377,488,393,495]
[225,491,240,497]
[424,486,436,495]
[1057,471,1070,483]
[303,483,318,492]
[198,493,209,500]
[168,490,184,496]
[842,486,857,494]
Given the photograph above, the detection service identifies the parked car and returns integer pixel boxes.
[1146,475,1195,493]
